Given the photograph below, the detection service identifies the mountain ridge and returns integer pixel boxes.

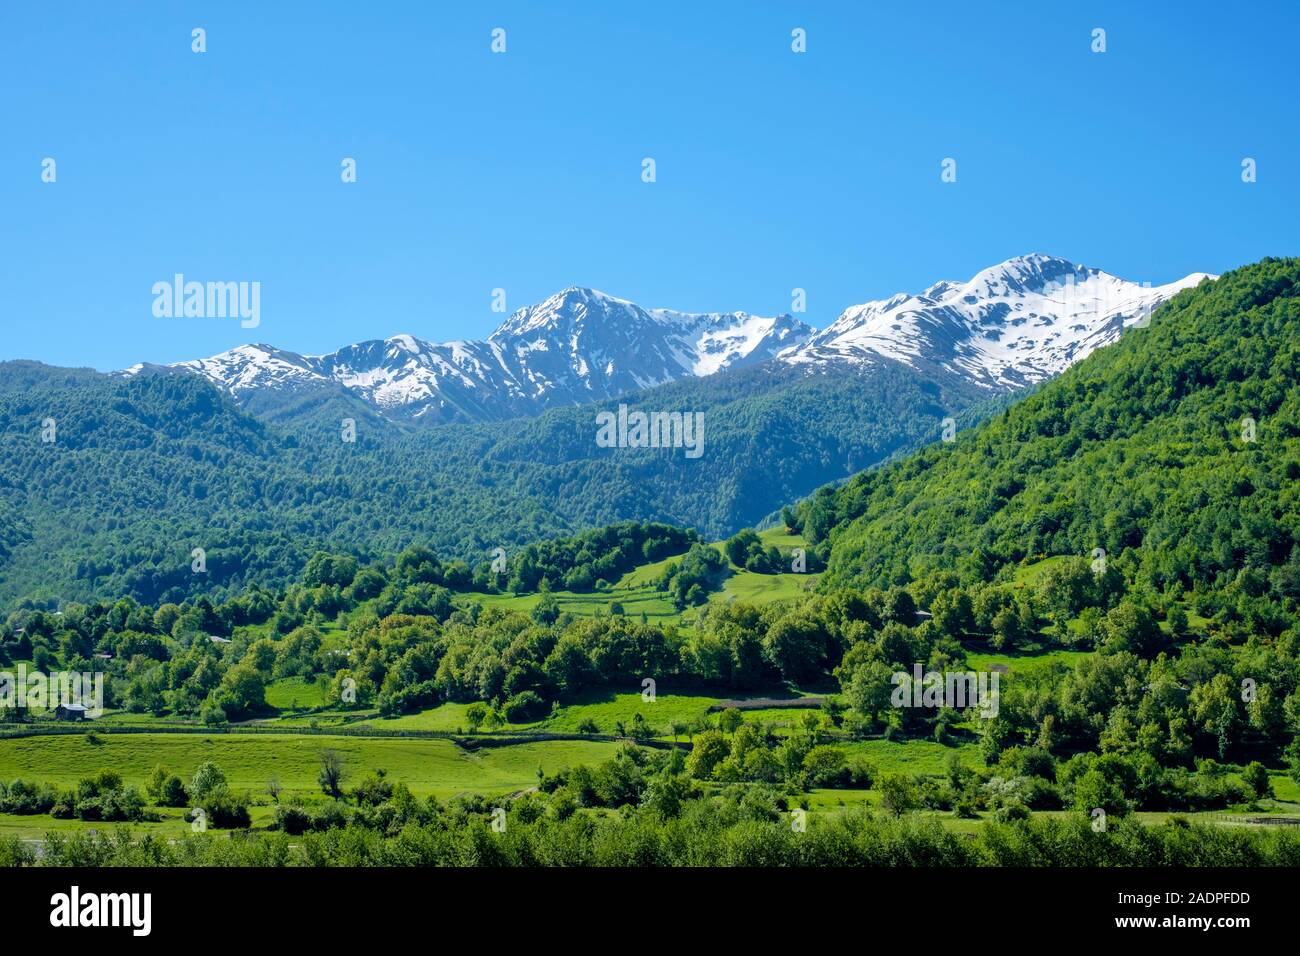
[781,253,1213,389]
[119,255,1211,427]
[0,255,1244,608]
[124,287,814,424]
[794,257,1297,598]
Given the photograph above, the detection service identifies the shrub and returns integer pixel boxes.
[158,775,189,807]
[273,803,312,836]
[1242,762,1272,800]
[503,691,546,723]
[204,787,252,829]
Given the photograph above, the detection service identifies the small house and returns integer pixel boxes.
[55,703,89,721]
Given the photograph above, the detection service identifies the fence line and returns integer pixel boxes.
[0,722,689,749]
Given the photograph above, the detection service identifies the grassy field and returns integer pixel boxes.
[532,690,721,734]
[710,566,819,609]
[0,805,280,840]
[458,527,817,624]
[0,733,621,800]
[3,727,1295,839]
[1008,555,1074,589]
[840,738,983,776]
[966,647,1088,675]
[9,531,1289,848]
[462,579,680,622]
[364,690,719,735]
[264,676,330,710]
[355,686,816,737]
[353,703,478,733]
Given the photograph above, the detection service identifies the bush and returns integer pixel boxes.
[802,746,848,788]
[0,779,59,815]
[1020,777,1063,810]
[503,691,546,723]
[877,774,920,816]
[189,762,228,803]
[273,803,312,836]
[158,775,189,807]
[204,787,252,829]
[312,800,352,831]
[1242,762,1272,800]
[993,802,1030,822]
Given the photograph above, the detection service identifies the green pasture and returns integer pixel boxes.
[360,687,809,737]
[455,527,815,624]
[264,676,331,710]
[966,647,1088,675]
[0,732,620,800]
[840,738,982,776]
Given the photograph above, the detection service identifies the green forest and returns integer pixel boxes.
[1,258,1299,868]
[0,353,987,608]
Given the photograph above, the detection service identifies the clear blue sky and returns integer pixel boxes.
[2,0,1296,371]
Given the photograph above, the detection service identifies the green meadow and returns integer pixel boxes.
[6,521,1297,850]
[460,526,818,624]
[0,733,621,800]
[264,676,331,710]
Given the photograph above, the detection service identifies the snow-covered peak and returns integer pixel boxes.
[651,310,809,376]
[151,344,330,397]
[490,287,644,339]
[125,288,814,424]
[118,257,1210,424]
[783,255,1213,389]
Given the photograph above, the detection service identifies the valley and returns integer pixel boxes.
[1,257,1297,869]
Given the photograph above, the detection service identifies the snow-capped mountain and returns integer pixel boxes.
[124,287,813,423]
[781,254,1213,389]
[123,256,1213,425]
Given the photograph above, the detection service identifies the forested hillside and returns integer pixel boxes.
[0,367,552,606]
[482,360,986,537]
[0,353,984,607]
[794,258,1299,630]
[5,255,1300,856]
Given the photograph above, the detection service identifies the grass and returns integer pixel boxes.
[0,733,621,800]
[353,703,479,732]
[1008,556,1074,589]
[456,526,816,624]
[358,687,808,737]
[709,699,832,738]
[531,690,719,735]
[966,647,1088,675]
[18,533,1287,843]
[1267,773,1300,803]
[461,582,681,623]
[264,676,330,711]
[0,805,282,840]
[840,738,982,776]
[805,787,879,811]
[708,566,820,609]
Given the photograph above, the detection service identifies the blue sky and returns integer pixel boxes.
[2,0,1296,371]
